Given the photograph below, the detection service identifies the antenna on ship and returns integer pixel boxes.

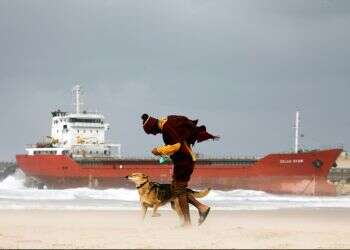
[294,110,300,153]
[72,85,83,114]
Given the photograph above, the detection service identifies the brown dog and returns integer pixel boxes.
[126,173,210,220]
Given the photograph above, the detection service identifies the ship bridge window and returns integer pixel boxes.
[69,118,102,123]
[34,150,57,155]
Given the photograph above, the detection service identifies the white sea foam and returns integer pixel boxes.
[1,170,350,210]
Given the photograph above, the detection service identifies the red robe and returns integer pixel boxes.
[160,115,218,182]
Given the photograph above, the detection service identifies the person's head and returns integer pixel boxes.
[141,113,161,135]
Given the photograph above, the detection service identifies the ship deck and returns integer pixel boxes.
[73,156,258,165]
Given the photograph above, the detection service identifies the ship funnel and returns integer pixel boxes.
[72,85,83,114]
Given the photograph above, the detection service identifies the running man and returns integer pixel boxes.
[141,114,219,226]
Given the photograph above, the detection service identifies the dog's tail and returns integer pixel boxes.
[188,187,211,198]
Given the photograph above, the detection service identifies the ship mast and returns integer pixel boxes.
[73,85,83,114]
[294,110,300,153]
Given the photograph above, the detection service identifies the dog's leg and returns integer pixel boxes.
[152,204,161,217]
[141,203,148,220]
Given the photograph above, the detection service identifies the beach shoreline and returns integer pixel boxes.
[0,208,349,249]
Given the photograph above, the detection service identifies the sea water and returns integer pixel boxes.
[1,170,350,211]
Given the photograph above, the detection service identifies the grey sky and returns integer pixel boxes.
[0,0,349,160]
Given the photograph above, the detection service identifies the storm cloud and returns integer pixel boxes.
[0,0,349,160]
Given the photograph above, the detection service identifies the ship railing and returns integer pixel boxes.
[315,144,344,150]
[74,155,260,160]
[73,110,103,115]
[25,144,43,148]
[73,155,260,166]
[25,143,56,148]
[73,155,158,161]
[275,144,344,155]
[295,144,344,153]
[197,154,260,160]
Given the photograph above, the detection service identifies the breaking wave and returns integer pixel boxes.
[1,170,350,210]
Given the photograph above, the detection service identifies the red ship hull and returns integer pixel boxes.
[16,149,342,195]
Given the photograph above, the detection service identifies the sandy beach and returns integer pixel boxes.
[0,208,349,249]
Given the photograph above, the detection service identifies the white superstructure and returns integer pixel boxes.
[26,85,121,157]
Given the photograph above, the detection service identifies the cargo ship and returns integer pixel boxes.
[16,85,343,195]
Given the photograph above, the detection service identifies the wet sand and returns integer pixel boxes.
[0,208,349,249]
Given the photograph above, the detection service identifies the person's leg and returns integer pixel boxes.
[178,193,191,226]
[171,199,184,224]
[187,193,209,214]
[182,162,210,225]
[172,162,198,226]
[172,180,191,226]
[187,194,210,225]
